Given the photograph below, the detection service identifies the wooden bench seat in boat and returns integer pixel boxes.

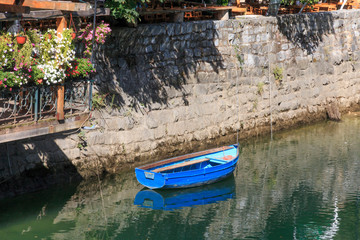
[140,145,233,170]
[152,158,210,173]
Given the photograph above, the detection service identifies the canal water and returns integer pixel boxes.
[1,115,360,240]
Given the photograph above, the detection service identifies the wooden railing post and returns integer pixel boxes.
[56,17,67,121]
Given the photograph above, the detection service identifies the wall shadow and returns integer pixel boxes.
[276,12,335,55]
[94,21,225,110]
[0,131,83,200]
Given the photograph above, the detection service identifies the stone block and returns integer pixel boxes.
[64,148,81,160]
[54,138,75,151]
[146,116,158,129]
[87,132,106,145]
[107,118,134,131]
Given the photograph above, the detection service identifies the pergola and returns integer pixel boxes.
[0,0,110,19]
[0,0,109,122]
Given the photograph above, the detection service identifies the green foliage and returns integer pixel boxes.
[257,82,265,95]
[0,71,17,89]
[13,34,33,69]
[26,29,41,44]
[66,58,95,79]
[92,93,107,109]
[32,66,45,85]
[0,33,15,70]
[77,130,87,150]
[217,0,229,6]
[105,0,144,24]
[234,46,244,71]
[273,66,283,85]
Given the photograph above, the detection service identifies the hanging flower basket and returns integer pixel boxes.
[16,36,27,44]
[71,32,76,40]
[47,33,52,40]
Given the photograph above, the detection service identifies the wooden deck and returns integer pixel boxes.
[0,113,90,144]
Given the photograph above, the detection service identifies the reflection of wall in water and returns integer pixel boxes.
[34,118,360,239]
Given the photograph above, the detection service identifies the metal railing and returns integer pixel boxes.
[0,80,93,126]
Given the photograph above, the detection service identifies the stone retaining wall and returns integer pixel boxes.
[1,10,360,197]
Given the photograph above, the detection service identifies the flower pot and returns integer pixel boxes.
[16,36,26,44]
[47,34,52,40]
[71,32,76,40]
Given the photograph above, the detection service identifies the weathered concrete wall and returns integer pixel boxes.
[1,10,360,197]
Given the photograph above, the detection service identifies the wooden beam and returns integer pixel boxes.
[56,17,67,121]
[0,8,110,21]
[0,3,30,13]
[0,0,91,11]
[0,113,90,144]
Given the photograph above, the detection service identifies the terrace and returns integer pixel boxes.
[0,0,110,143]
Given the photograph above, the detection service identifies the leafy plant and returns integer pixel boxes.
[105,0,146,24]
[0,71,17,90]
[217,0,229,6]
[92,93,108,109]
[77,130,87,150]
[66,58,95,79]
[0,33,15,70]
[273,66,283,85]
[257,82,265,95]
[234,45,244,71]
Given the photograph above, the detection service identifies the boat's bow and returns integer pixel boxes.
[135,168,166,189]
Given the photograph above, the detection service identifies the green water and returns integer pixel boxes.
[1,116,360,240]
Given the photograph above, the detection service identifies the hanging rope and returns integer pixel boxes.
[236,58,240,145]
[267,43,273,140]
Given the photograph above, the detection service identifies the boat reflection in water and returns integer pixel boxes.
[134,176,235,210]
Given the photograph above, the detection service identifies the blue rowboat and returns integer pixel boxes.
[134,176,235,210]
[135,144,239,189]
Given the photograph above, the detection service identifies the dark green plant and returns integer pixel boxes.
[105,0,146,24]
[13,33,33,69]
[32,66,45,85]
[0,71,17,89]
[217,0,229,6]
[66,58,95,79]
[26,29,41,45]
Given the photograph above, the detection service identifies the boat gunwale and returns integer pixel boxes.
[137,145,237,171]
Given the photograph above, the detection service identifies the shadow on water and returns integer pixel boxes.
[0,130,83,200]
[276,12,335,55]
[134,175,236,211]
[0,182,78,240]
[95,21,225,110]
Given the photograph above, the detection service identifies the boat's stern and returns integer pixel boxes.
[135,168,166,189]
